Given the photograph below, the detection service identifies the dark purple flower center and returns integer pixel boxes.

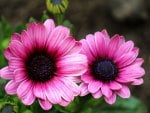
[92,60,118,82]
[26,52,56,82]
[51,0,62,5]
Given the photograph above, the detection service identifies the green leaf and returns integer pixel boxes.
[87,96,148,113]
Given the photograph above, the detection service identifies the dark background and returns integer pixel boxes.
[0,0,150,111]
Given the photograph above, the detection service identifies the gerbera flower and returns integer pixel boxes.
[0,19,87,110]
[46,0,68,14]
[80,30,145,104]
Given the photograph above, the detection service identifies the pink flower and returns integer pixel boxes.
[80,30,145,104]
[0,19,87,110]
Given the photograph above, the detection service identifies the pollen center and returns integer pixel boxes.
[26,53,55,82]
[92,60,118,82]
[51,0,62,5]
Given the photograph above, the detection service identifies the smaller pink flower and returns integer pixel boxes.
[80,30,145,104]
[0,19,87,110]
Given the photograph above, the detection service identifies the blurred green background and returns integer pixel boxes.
[0,0,150,113]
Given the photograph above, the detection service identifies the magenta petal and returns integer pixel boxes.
[115,51,137,68]
[39,99,52,110]
[9,40,27,59]
[0,66,13,79]
[101,84,112,98]
[86,34,98,57]
[80,39,95,62]
[94,31,109,57]
[34,83,46,100]
[88,81,102,93]
[93,90,102,99]
[114,41,134,59]
[60,77,80,96]
[21,30,34,52]
[80,83,89,96]
[11,33,21,41]
[52,77,74,102]
[21,89,35,105]
[46,26,70,52]
[131,78,144,85]
[107,35,124,59]
[104,93,116,104]
[81,73,94,83]
[56,37,76,56]
[45,80,62,104]
[14,69,27,83]
[59,99,70,107]
[116,85,131,98]
[5,80,18,94]
[44,19,55,36]
[57,54,87,76]
[34,23,47,49]
[4,48,14,60]
[109,81,122,90]
[17,80,33,98]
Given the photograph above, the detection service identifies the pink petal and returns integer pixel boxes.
[14,69,27,83]
[92,90,102,99]
[114,41,134,59]
[60,77,80,96]
[56,54,87,76]
[86,34,98,57]
[80,83,89,96]
[51,77,74,102]
[39,99,52,110]
[34,83,46,100]
[81,73,94,83]
[80,39,95,62]
[21,89,35,105]
[4,48,14,60]
[101,84,112,98]
[44,19,55,36]
[5,80,18,94]
[0,66,14,79]
[119,66,145,79]
[107,35,125,59]
[46,26,70,52]
[17,80,33,98]
[109,81,122,90]
[131,78,144,85]
[116,85,131,98]
[59,99,70,107]
[68,42,82,55]
[33,23,47,49]
[115,51,137,68]
[45,79,62,104]
[55,37,76,56]
[8,57,24,71]
[9,40,27,59]
[94,31,109,57]
[104,93,116,104]
[88,81,102,93]
[21,30,34,52]
[11,33,21,41]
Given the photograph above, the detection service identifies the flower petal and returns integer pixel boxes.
[88,81,102,93]
[93,90,102,99]
[109,81,122,90]
[104,93,116,104]
[39,99,52,110]
[116,85,131,98]
[0,66,13,79]
[80,83,89,96]
[101,84,112,98]
[5,80,18,94]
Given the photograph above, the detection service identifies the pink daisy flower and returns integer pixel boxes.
[0,19,87,110]
[80,30,145,104]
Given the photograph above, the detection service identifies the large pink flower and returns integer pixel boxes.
[80,30,145,104]
[0,19,87,110]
